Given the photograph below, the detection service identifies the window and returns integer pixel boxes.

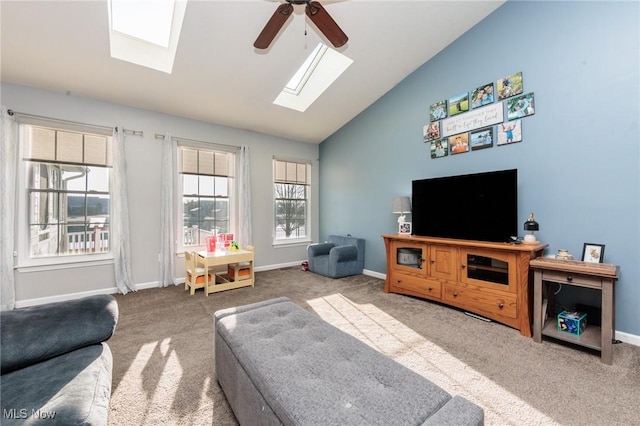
[180,145,235,249]
[273,159,310,243]
[20,124,112,260]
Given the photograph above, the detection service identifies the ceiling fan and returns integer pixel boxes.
[254,0,348,49]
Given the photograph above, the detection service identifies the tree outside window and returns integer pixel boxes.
[274,159,310,241]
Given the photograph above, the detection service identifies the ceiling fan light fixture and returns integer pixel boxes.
[254,0,348,50]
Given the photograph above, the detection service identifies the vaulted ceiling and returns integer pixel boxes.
[1,1,505,143]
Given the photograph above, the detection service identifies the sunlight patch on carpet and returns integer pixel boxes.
[306,293,559,426]
[111,339,184,424]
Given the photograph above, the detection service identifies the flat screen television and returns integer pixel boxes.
[411,169,517,243]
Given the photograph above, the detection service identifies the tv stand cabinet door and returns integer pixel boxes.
[389,240,427,276]
[459,248,517,293]
[428,244,458,281]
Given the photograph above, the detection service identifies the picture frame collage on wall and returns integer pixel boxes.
[425,71,536,159]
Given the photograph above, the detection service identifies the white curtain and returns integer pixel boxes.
[0,108,18,310]
[158,133,176,287]
[238,145,252,246]
[111,127,136,294]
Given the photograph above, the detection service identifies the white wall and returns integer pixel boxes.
[3,83,319,304]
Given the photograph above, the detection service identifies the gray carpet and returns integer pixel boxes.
[108,267,639,425]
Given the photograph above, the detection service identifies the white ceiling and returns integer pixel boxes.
[1,0,505,144]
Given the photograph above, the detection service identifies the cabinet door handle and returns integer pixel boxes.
[430,258,435,263]
[498,303,504,309]
[396,279,402,284]
[453,291,458,297]
[461,264,466,269]
[428,286,434,291]
[566,275,573,282]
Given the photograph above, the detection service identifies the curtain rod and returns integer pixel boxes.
[7,109,143,136]
[155,132,239,151]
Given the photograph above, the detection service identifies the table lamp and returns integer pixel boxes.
[523,212,539,244]
[392,196,411,228]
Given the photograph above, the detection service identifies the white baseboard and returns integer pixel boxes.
[14,262,304,308]
[616,330,640,346]
[255,261,302,272]
[364,269,386,280]
[15,280,167,308]
[15,287,119,308]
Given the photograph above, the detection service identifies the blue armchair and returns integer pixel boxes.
[307,235,365,278]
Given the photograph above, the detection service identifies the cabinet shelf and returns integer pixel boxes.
[541,318,602,351]
[468,264,506,274]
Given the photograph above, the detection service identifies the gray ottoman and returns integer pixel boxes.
[214,297,483,425]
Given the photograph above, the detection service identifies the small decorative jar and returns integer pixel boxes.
[555,249,574,260]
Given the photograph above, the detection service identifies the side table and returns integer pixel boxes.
[530,257,618,364]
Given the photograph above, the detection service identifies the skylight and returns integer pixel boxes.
[108,0,187,74]
[283,43,326,95]
[274,43,353,112]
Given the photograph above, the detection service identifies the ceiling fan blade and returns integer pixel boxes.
[305,1,348,48]
[254,3,294,49]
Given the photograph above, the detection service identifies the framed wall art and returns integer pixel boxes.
[497,120,522,145]
[448,92,469,117]
[429,100,447,122]
[507,92,535,120]
[497,71,523,100]
[423,121,440,142]
[470,127,494,150]
[430,139,448,158]
[582,243,605,263]
[471,83,495,109]
[449,133,469,154]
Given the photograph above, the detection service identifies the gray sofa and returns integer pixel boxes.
[1,295,118,425]
[307,234,365,278]
[215,297,484,425]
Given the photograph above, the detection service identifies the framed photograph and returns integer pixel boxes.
[430,139,448,158]
[497,71,523,100]
[449,132,469,155]
[497,120,522,145]
[423,121,440,142]
[471,83,495,109]
[448,92,469,116]
[582,243,605,263]
[429,100,447,122]
[399,222,412,234]
[470,127,494,150]
[507,92,535,120]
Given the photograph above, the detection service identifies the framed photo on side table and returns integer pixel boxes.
[399,222,412,235]
[582,243,605,263]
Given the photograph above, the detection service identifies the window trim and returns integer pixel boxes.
[176,142,237,254]
[16,121,114,268]
[272,157,312,246]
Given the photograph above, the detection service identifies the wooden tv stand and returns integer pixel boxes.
[382,234,547,337]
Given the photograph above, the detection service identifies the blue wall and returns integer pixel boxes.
[318,1,639,336]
